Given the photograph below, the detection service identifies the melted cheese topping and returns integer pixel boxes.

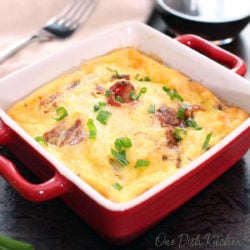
[7,48,248,203]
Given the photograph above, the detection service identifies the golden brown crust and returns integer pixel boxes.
[7,48,248,203]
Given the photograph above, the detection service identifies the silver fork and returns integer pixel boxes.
[0,0,97,64]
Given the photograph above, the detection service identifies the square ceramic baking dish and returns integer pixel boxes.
[0,22,249,245]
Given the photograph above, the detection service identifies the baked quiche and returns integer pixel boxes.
[7,48,248,203]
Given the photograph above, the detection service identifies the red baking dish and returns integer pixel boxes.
[0,22,249,244]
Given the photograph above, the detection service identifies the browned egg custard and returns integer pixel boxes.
[7,48,248,203]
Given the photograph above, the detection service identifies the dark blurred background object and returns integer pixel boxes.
[155,0,250,45]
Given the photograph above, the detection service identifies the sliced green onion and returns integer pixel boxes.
[115,95,124,103]
[93,101,106,112]
[202,132,213,150]
[130,87,147,100]
[0,234,34,250]
[129,90,136,100]
[134,159,150,168]
[112,137,132,166]
[173,89,184,102]
[114,138,123,152]
[112,182,123,191]
[111,148,129,166]
[120,137,132,148]
[163,86,184,102]
[173,128,187,141]
[53,106,68,121]
[93,104,100,112]
[177,106,187,119]
[117,137,132,149]
[87,119,97,139]
[141,87,147,93]
[96,110,112,125]
[106,67,121,78]
[144,76,151,81]
[135,74,151,82]
[105,89,113,97]
[35,136,48,146]
[114,137,132,152]
[185,117,202,130]
[163,86,170,93]
[148,104,155,114]
[98,101,106,107]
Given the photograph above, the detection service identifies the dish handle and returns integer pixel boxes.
[175,34,247,76]
[0,121,72,201]
[0,155,72,202]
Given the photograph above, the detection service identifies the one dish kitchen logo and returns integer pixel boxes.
[155,232,241,249]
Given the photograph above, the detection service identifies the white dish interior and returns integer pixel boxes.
[0,22,249,211]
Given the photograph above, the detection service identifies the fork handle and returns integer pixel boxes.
[0,35,41,64]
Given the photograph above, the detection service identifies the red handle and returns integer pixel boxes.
[176,34,247,76]
[0,120,12,145]
[0,155,72,202]
[0,119,72,201]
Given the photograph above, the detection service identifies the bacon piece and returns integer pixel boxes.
[66,80,80,90]
[165,128,178,147]
[176,155,181,168]
[43,122,64,146]
[43,119,85,147]
[217,103,224,111]
[39,92,61,113]
[183,104,205,118]
[60,119,85,146]
[156,106,182,127]
[107,80,135,106]
[95,84,105,94]
[162,155,168,161]
[107,94,122,107]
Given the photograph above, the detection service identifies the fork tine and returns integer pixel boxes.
[43,0,97,39]
[70,0,97,27]
[46,0,77,25]
[51,0,97,29]
[57,0,85,26]
[63,0,97,29]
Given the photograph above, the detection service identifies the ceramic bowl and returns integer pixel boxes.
[156,0,250,44]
